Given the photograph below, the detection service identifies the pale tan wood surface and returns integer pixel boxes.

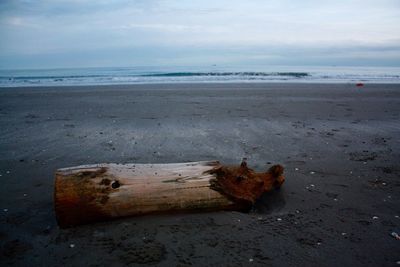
[54,161,238,227]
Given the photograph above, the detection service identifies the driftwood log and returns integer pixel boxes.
[54,160,284,228]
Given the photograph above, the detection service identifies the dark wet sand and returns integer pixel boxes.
[0,83,399,266]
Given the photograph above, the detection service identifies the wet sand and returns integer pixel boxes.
[0,83,399,266]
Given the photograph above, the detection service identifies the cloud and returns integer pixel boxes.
[0,0,399,68]
[117,23,204,32]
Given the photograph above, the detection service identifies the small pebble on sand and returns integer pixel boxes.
[391,232,400,240]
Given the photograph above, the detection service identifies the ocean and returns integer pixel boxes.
[0,65,399,87]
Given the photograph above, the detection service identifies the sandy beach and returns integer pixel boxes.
[0,83,399,266]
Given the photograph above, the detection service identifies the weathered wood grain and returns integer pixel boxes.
[54,160,285,227]
[55,161,238,227]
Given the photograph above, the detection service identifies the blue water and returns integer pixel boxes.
[0,65,399,87]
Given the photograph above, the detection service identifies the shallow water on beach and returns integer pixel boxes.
[1,65,400,87]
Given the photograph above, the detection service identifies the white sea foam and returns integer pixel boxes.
[0,66,399,87]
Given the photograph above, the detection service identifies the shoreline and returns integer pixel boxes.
[1,81,400,90]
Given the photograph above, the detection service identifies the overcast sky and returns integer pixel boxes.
[1,0,399,69]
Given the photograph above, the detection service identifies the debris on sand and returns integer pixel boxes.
[390,232,400,240]
[55,160,285,227]
[368,179,387,187]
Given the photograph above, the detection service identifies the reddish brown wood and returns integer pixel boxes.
[54,160,284,228]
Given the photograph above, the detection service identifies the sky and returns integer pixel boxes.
[0,0,400,69]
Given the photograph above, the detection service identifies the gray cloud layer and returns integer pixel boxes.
[1,0,399,69]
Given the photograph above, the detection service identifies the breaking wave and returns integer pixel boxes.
[141,72,309,77]
[1,66,399,87]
